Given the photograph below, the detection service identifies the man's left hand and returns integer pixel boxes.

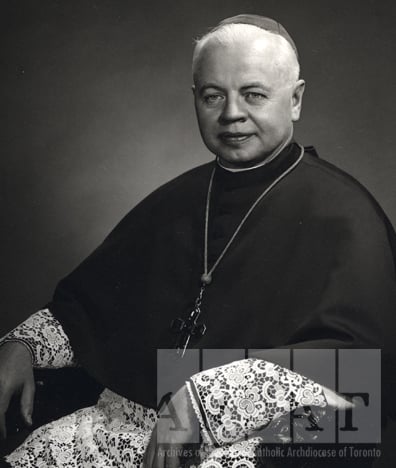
[143,384,201,468]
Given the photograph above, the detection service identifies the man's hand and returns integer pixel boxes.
[0,341,35,439]
[143,384,200,468]
[322,386,355,410]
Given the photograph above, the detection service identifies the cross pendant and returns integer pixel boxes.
[170,285,207,357]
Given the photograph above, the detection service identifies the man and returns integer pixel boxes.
[0,14,395,467]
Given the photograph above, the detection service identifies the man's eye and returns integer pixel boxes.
[203,94,223,105]
[245,92,266,102]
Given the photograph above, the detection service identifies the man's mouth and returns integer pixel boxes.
[219,132,254,144]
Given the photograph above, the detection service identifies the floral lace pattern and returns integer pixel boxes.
[0,309,75,368]
[6,389,158,468]
[6,386,328,468]
[199,437,263,468]
[6,394,271,468]
[189,359,327,446]
[2,334,328,468]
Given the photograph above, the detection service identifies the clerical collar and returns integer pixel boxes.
[213,141,301,191]
[216,139,293,173]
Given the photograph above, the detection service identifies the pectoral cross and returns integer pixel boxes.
[170,285,207,357]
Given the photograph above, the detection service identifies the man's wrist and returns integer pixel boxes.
[0,339,34,364]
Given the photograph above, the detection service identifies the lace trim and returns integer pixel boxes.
[189,358,327,446]
[5,359,329,467]
[0,309,75,368]
[200,437,263,468]
[6,389,157,468]
[5,387,269,468]
[186,381,213,446]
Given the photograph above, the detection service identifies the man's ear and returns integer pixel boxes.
[291,79,305,122]
[191,84,196,95]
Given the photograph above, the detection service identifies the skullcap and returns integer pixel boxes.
[212,14,298,58]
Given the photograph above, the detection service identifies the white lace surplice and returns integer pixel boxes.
[7,389,157,468]
[1,310,327,467]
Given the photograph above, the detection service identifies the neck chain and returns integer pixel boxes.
[171,145,305,356]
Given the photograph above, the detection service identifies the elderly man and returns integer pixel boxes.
[0,14,395,468]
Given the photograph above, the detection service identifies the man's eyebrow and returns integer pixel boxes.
[198,82,272,94]
[240,83,270,91]
[199,83,225,93]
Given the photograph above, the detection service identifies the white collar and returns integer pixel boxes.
[216,137,293,173]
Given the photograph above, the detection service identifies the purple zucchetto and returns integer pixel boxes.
[211,14,298,58]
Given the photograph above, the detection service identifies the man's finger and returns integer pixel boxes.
[0,388,12,439]
[20,380,35,426]
[0,413,7,440]
[323,386,355,410]
[164,444,181,468]
[167,455,181,468]
[143,424,157,468]
[153,443,166,468]
[142,443,154,468]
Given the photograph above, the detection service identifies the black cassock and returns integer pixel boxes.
[49,142,396,412]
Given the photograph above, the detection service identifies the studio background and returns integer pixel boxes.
[1,0,396,334]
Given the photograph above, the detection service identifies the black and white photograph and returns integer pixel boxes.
[1,1,396,467]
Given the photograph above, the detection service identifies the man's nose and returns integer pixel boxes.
[219,97,247,124]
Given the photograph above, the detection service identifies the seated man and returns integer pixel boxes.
[1,14,395,468]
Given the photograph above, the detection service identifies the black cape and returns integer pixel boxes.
[49,143,396,410]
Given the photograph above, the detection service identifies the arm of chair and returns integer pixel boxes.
[1,368,103,458]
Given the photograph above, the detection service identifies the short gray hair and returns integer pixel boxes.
[192,23,300,85]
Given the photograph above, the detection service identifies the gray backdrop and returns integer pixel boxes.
[1,0,396,334]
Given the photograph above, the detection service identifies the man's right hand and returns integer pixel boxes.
[0,341,35,439]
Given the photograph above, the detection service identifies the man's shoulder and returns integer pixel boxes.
[298,151,396,254]
[107,161,214,236]
[110,162,213,223]
[139,161,213,209]
[152,161,213,196]
[300,151,387,218]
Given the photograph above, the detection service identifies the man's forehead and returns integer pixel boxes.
[200,31,288,56]
[212,14,298,58]
[195,53,286,93]
[192,20,301,87]
[196,33,290,76]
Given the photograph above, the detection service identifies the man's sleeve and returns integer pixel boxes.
[0,309,76,368]
[186,358,327,446]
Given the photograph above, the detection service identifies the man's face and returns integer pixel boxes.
[193,36,304,168]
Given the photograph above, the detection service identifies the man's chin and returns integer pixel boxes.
[217,153,270,170]
[215,139,291,169]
